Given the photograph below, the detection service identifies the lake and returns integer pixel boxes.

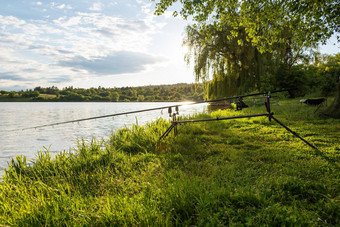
[0,102,207,174]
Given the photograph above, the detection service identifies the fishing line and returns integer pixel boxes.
[8,89,291,132]
[10,102,196,132]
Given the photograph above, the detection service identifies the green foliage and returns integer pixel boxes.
[323,83,340,118]
[137,94,145,102]
[1,99,339,225]
[180,4,329,99]
[152,0,338,53]
[109,91,120,102]
[59,92,87,101]
[8,91,16,98]
[275,64,309,98]
[0,90,9,95]
[21,90,40,98]
[0,83,205,102]
[317,53,340,96]
[184,23,267,98]
[257,54,340,98]
[152,0,339,101]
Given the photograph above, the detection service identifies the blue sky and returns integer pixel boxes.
[0,0,339,91]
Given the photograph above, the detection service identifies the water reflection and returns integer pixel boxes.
[0,102,207,173]
[207,101,232,112]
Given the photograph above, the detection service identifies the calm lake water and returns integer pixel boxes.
[0,102,207,174]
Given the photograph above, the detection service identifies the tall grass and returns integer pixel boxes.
[1,100,339,226]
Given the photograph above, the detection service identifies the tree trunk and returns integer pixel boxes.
[323,82,340,119]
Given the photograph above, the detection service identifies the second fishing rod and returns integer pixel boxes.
[18,88,293,131]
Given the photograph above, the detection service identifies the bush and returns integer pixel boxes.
[8,91,16,98]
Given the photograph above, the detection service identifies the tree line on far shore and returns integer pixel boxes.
[0,83,205,102]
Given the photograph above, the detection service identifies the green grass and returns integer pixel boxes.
[0,94,57,102]
[1,99,339,226]
[38,94,57,99]
[0,96,32,102]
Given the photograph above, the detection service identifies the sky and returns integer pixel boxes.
[0,0,339,91]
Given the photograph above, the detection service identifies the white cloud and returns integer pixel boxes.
[163,11,175,19]
[0,15,26,28]
[141,3,152,15]
[59,51,165,75]
[0,8,169,89]
[89,2,103,11]
[65,4,73,10]
[51,2,72,10]
[57,4,65,9]
[36,1,42,6]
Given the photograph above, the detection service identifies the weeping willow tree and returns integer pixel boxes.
[184,23,275,99]
[154,0,338,101]
[183,21,313,99]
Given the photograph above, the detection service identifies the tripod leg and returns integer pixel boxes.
[159,124,175,140]
[271,115,338,169]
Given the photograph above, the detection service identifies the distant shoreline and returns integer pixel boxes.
[0,97,195,103]
[0,83,205,103]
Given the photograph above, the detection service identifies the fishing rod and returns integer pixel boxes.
[18,103,196,131]
[159,89,338,169]
[203,88,293,103]
[15,88,292,131]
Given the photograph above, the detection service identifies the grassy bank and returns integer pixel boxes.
[1,99,339,226]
